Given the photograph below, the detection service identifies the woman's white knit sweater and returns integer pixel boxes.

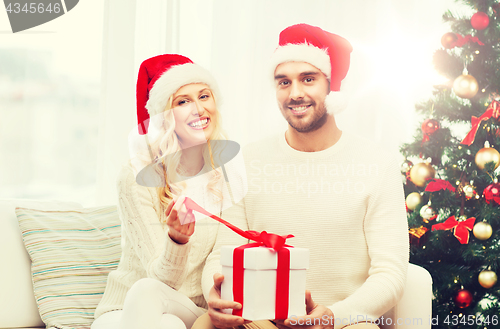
[94,161,227,319]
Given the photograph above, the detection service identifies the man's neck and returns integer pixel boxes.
[285,115,342,152]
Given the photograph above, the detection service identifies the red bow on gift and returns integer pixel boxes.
[431,216,476,244]
[425,179,456,193]
[183,197,294,319]
[461,101,500,146]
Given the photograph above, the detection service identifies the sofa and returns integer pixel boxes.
[0,198,433,329]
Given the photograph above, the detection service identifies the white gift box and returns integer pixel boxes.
[220,245,309,321]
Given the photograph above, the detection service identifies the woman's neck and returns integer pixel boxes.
[179,144,205,177]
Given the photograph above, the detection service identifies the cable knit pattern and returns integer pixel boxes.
[202,131,409,329]
[94,161,222,319]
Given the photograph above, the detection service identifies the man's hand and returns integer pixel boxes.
[165,196,195,245]
[207,273,252,328]
[275,290,334,329]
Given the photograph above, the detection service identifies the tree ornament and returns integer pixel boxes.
[406,192,422,211]
[475,141,500,170]
[471,12,489,30]
[409,162,435,187]
[454,289,473,308]
[478,269,497,288]
[453,74,479,99]
[432,216,475,244]
[401,160,413,174]
[461,184,476,200]
[421,119,440,144]
[409,226,429,247]
[419,204,436,221]
[473,221,493,240]
[421,119,440,135]
[425,178,456,192]
[461,101,500,146]
[441,32,458,49]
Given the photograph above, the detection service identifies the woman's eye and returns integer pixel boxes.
[200,94,210,100]
[178,99,189,106]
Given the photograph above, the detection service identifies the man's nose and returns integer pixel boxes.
[289,82,304,100]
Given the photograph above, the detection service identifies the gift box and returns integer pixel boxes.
[409,226,429,247]
[220,245,309,321]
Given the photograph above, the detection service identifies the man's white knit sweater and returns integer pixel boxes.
[201,130,409,329]
[94,161,228,319]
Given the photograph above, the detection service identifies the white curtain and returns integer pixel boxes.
[96,0,462,205]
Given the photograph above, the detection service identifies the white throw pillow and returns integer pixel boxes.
[15,205,121,329]
[0,199,82,329]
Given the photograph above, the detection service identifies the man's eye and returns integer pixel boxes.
[279,80,290,86]
[304,77,314,83]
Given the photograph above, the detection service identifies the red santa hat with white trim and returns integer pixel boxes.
[136,54,221,135]
[270,24,353,115]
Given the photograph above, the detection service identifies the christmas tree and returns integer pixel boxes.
[400,1,500,328]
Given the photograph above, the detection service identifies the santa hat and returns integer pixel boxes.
[270,24,353,114]
[136,54,220,134]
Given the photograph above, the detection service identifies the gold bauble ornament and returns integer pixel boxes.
[473,222,493,240]
[409,163,436,187]
[475,147,500,170]
[478,270,497,289]
[453,74,479,99]
[406,192,423,211]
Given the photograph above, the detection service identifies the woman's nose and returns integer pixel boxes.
[191,101,205,116]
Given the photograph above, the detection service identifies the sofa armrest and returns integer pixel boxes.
[381,263,433,329]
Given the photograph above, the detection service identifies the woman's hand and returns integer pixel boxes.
[165,196,195,244]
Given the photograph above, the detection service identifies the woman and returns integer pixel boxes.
[91,54,230,329]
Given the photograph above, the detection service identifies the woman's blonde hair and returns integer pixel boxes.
[145,86,226,221]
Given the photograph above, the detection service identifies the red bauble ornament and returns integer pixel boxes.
[454,289,473,308]
[471,12,489,30]
[421,119,440,135]
[441,32,458,49]
[483,183,500,205]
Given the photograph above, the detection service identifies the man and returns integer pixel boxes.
[197,23,409,329]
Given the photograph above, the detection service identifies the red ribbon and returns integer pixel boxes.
[431,216,476,244]
[451,34,485,48]
[182,197,294,319]
[461,101,500,146]
[425,179,456,192]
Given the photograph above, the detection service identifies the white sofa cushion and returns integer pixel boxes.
[0,199,82,329]
[15,205,121,329]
